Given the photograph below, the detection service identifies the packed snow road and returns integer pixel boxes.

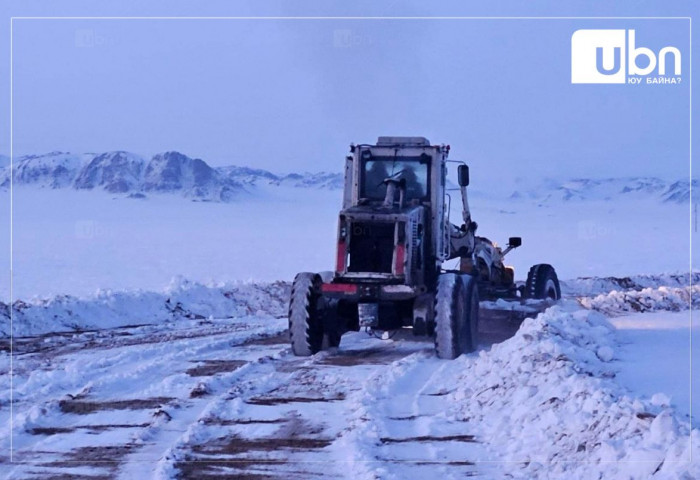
[0,274,698,479]
[2,317,505,479]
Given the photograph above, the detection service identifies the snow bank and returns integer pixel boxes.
[0,278,291,338]
[446,303,699,479]
[5,271,696,338]
[562,272,698,297]
[578,285,699,316]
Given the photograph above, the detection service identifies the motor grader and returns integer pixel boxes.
[289,137,560,359]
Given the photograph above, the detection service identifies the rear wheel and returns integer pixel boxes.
[463,275,479,352]
[525,264,561,300]
[289,272,324,356]
[434,273,479,359]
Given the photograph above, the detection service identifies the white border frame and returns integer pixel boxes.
[7,15,694,470]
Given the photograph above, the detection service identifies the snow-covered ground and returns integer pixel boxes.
[0,179,696,479]
[611,311,697,427]
[1,282,697,479]
[0,181,693,301]
[3,187,338,301]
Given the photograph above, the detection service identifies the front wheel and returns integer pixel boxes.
[289,272,324,356]
[525,264,561,300]
[434,273,479,359]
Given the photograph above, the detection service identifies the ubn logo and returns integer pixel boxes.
[571,29,681,84]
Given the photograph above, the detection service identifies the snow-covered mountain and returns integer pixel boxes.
[142,151,241,201]
[509,176,696,205]
[74,151,145,193]
[1,152,94,189]
[275,171,345,189]
[217,165,279,186]
[660,179,699,204]
[0,150,343,201]
[216,165,344,189]
[0,151,695,204]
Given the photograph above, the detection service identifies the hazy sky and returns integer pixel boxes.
[1,0,697,179]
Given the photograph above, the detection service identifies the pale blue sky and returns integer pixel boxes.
[0,0,697,179]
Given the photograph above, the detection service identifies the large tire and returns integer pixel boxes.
[289,272,324,356]
[434,273,479,359]
[463,275,479,352]
[525,264,561,300]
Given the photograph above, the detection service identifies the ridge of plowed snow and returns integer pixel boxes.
[5,272,697,338]
[442,303,698,479]
[579,285,699,315]
[562,272,698,297]
[1,278,290,338]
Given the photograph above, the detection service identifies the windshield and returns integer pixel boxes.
[360,156,430,201]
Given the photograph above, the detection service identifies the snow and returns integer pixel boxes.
[141,151,239,201]
[439,303,698,479]
[74,151,146,193]
[0,278,290,338]
[610,311,698,427]
[504,176,697,205]
[579,285,698,314]
[562,272,698,297]
[0,167,696,478]
[2,152,94,189]
[468,198,691,281]
[1,179,693,301]
[2,288,697,479]
[1,314,291,479]
[0,150,347,199]
[3,187,340,301]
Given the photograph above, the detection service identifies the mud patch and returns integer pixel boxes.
[10,322,251,359]
[32,474,114,480]
[176,435,331,479]
[423,389,455,397]
[380,434,476,444]
[28,426,75,435]
[413,460,477,467]
[317,347,410,366]
[273,362,312,373]
[176,414,331,479]
[40,444,140,477]
[202,417,288,426]
[59,396,174,415]
[186,359,248,377]
[387,414,430,421]
[195,436,332,455]
[243,331,290,346]
[190,383,211,398]
[30,423,151,435]
[245,393,346,406]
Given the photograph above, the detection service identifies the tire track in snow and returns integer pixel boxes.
[157,354,340,479]
[163,333,448,479]
[123,351,294,480]
[338,349,502,479]
[6,273,696,479]
[1,317,288,480]
[2,306,541,479]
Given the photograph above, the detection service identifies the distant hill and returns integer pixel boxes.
[0,151,343,201]
[0,151,695,204]
[508,177,697,205]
